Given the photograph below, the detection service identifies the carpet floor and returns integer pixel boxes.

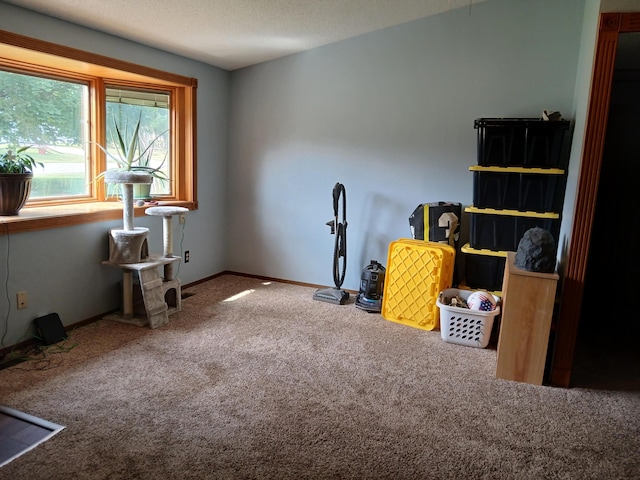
[0,274,638,479]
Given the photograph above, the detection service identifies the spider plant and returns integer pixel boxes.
[96,113,169,184]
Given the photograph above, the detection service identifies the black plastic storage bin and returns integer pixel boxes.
[471,166,565,213]
[467,207,560,252]
[462,244,506,292]
[475,118,570,168]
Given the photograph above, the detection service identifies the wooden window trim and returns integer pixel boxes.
[0,30,198,235]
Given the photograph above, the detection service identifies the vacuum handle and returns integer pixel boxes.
[332,183,344,217]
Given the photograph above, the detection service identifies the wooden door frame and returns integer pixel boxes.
[550,12,640,387]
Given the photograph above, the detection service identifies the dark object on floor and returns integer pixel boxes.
[314,183,349,305]
[33,313,67,346]
[515,227,556,273]
[355,260,386,313]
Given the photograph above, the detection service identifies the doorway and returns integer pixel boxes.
[571,32,640,389]
[550,12,640,388]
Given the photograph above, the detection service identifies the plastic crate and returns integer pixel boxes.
[467,207,560,252]
[474,118,570,168]
[461,244,506,292]
[471,166,565,213]
[381,239,455,331]
[436,288,501,348]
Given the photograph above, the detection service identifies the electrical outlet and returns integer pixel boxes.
[184,251,190,263]
[179,214,186,225]
[17,291,28,309]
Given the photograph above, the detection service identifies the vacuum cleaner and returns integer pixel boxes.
[313,182,349,305]
[355,260,386,313]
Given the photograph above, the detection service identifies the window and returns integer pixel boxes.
[0,70,90,199]
[105,87,171,197]
[0,30,197,233]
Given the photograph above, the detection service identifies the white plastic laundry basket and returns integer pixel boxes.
[436,288,501,348]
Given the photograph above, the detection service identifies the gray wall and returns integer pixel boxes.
[0,3,230,347]
[228,0,586,291]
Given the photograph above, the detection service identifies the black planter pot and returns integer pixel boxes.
[0,173,33,216]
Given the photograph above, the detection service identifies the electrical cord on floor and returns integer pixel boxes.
[1,329,41,369]
[3,333,78,371]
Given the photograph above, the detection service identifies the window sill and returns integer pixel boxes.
[0,200,197,235]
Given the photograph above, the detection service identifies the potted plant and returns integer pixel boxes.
[0,146,43,215]
[132,128,169,200]
[95,114,169,199]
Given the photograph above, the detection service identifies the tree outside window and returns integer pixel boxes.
[0,70,89,198]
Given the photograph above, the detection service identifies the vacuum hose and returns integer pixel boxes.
[331,183,347,289]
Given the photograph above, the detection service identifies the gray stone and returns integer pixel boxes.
[514,227,556,273]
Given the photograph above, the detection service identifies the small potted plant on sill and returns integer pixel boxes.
[0,146,43,216]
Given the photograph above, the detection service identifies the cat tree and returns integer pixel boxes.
[102,171,188,328]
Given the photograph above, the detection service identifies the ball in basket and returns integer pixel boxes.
[467,291,496,311]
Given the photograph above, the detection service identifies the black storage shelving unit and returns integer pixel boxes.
[463,118,571,293]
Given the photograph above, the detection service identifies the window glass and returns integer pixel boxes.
[0,69,89,198]
[105,87,171,197]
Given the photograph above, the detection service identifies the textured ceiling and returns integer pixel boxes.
[3,0,487,70]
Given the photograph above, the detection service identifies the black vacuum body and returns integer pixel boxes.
[355,260,386,313]
[313,183,349,305]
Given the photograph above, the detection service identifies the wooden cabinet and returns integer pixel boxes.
[496,252,559,385]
